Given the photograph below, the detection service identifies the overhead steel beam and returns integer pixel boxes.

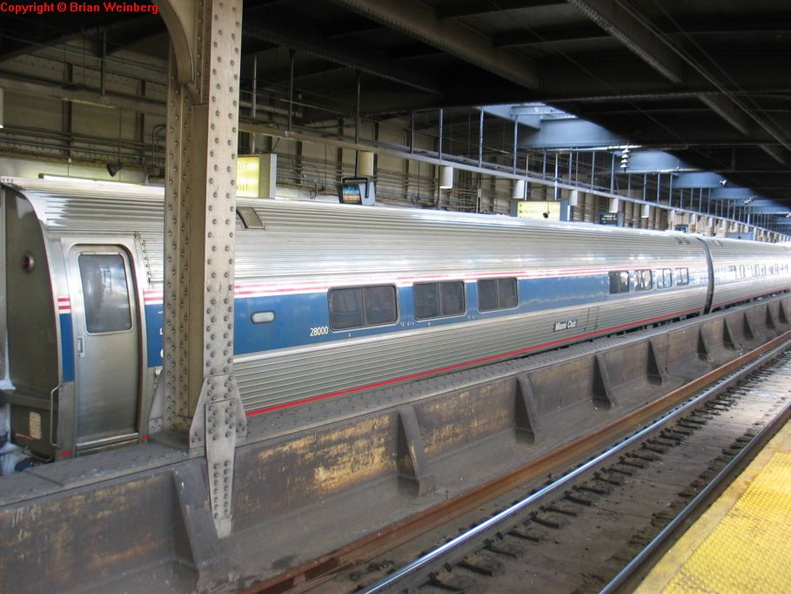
[698,94,751,136]
[570,0,791,158]
[0,73,165,117]
[437,0,564,20]
[243,13,442,95]
[760,144,789,166]
[329,0,540,90]
[493,24,607,48]
[568,0,685,84]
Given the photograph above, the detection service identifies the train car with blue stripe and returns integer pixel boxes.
[1,177,789,466]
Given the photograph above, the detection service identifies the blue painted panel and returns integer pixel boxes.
[137,272,700,369]
[234,292,331,354]
[145,305,163,367]
[59,314,75,382]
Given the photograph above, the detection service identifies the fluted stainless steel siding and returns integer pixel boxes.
[235,287,708,412]
[235,200,709,284]
[703,237,791,307]
[232,202,714,411]
[7,178,788,416]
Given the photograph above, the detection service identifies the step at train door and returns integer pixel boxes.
[68,245,140,452]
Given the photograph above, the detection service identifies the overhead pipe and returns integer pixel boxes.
[288,48,295,132]
[355,69,362,145]
[478,108,484,167]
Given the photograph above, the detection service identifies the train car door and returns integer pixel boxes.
[68,245,140,452]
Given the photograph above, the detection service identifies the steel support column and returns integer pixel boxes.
[155,0,246,539]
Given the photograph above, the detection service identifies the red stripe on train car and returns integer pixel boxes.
[246,305,704,418]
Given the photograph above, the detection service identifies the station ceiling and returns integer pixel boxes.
[2,0,790,215]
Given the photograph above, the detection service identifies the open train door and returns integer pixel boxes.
[68,245,141,453]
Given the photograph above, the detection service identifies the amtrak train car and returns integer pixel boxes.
[1,177,790,468]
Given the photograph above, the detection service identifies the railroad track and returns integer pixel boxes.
[249,331,791,594]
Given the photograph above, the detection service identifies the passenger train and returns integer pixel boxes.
[1,177,790,469]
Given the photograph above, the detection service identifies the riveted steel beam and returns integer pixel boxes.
[243,14,442,95]
[569,0,791,158]
[760,144,788,166]
[156,0,247,539]
[436,0,564,20]
[152,0,196,85]
[568,0,685,84]
[329,0,540,90]
[698,94,751,136]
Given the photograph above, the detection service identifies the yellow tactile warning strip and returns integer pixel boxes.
[635,420,791,594]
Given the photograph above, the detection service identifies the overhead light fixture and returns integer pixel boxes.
[512,179,526,200]
[356,151,374,178]
[106,163,123,177]
[39,174,97,183]
[719,179,727,186]
[439,166,454,189]
[0,87,4,128]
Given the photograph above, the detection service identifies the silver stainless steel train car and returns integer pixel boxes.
[1,177,790,467]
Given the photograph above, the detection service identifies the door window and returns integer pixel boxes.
[78,254,132,333]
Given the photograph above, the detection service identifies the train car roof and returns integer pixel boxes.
[4,177,786,255]
[1,177,164,232]
[0,176,669,238]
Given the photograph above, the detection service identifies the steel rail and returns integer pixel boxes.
[247,327,791,593]
[359,334,791,594]
[601,389,791,593]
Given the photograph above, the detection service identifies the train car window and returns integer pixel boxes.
[675,268,690,286]
[608,271,630,294]
[478,278,518,312]
[499,278,518,308]
[635,269,653,291]
[329,285,397,330]
[78,254,133,333]
[329,288,364,329]
[414,281,465,319]
[656,269,673,289]
[442,282,466,315]
[364,285,398,325]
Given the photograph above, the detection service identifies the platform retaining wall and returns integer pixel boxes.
[1,296,789,593]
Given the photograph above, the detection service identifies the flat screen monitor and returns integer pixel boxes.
[339,178,375,205]
[340,183,363,204]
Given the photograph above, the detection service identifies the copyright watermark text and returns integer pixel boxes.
[0,2,159,15]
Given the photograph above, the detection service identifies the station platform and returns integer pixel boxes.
[635,419,791,593]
